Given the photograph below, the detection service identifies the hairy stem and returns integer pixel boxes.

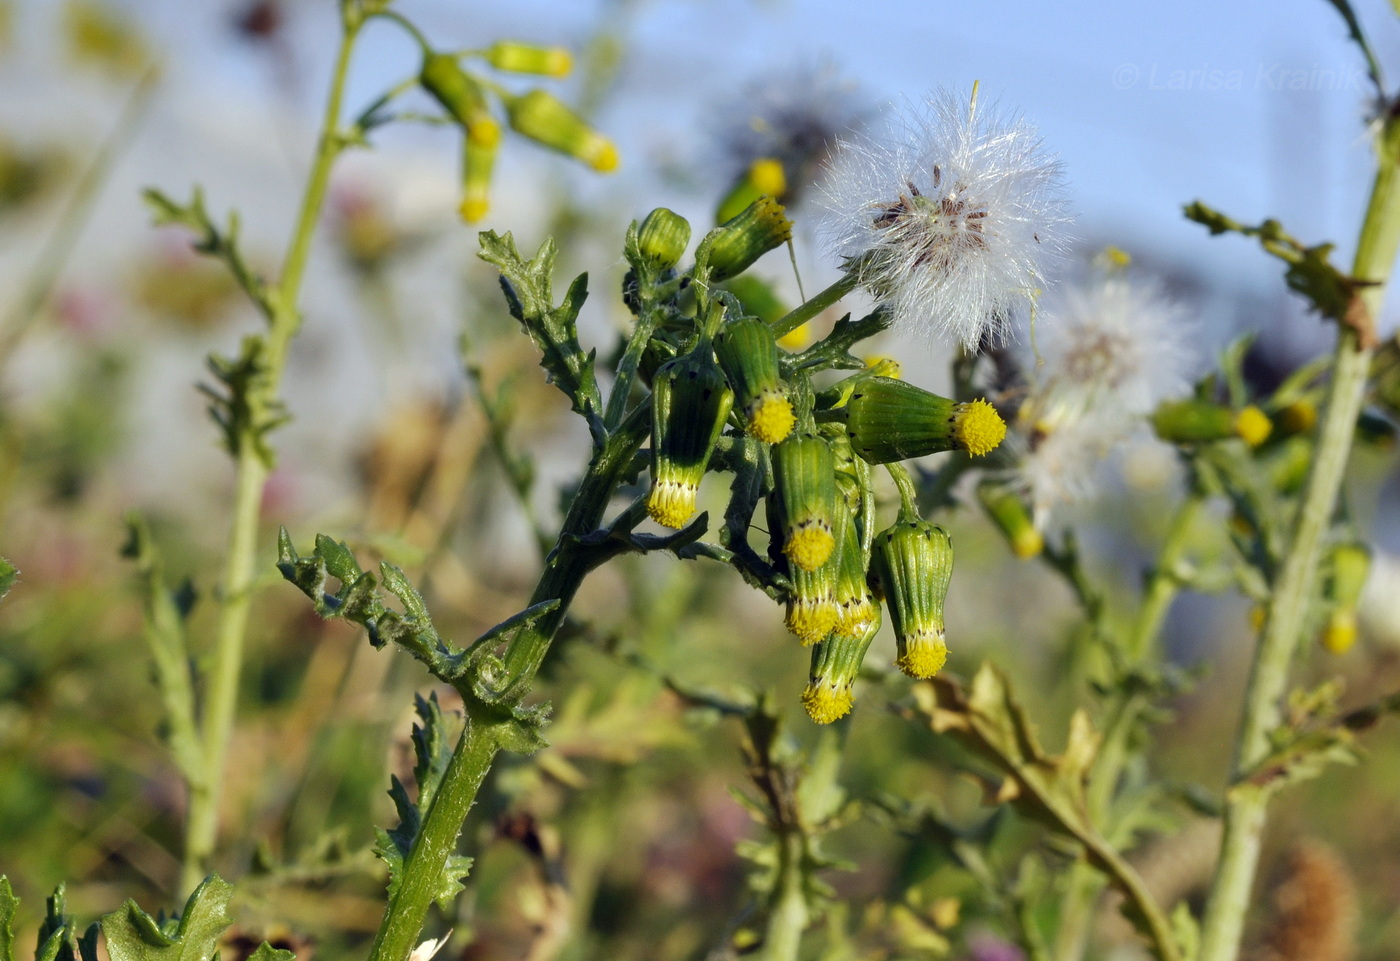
[181,10,361,895]
[1197,128,1400,961]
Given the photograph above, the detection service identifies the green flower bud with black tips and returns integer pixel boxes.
[772,430,838,571]
[704,196,792,282]
[785,555,838,646]
[977,481,1043,559]
[1323,542,1371,654]
[1152,399,1272,447]
[420,52,500,148]
[714,317,794,444]
[839,377,1005,464]
[458,132,497,224]
[636,207,691,271]
[831,502,876,637]
[872,516,953,679]
[484,40,572,78]
[503,89,618,172]
[802,611,880,725]
[647,349,733,529]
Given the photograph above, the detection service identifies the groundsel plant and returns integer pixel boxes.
[7,3,1400,961]
[818,85,1069,349]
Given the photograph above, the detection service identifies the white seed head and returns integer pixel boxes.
[1027,272,1196,432]
[1003,411,1120,530]
[819,88,1070,350]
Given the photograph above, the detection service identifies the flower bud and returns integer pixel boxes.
[841,377,1005,464]
[484,40,572,78]
[703,196,792,282]
[716,157,787,224]
[1276,399,1317,436]
[458,133,497,223]
[714,318,794,444]
[420,53,500,148]
[831,504,876,637]
[503,89,618,172]
[801,613,880,725]
[1322,542,1371,654]
[635,207,691,271]
[978,482,1042,559]
[872,517,953,679]
[647,350,734,528]
[785,558,838,646]
[771,431,838,571]
[1152,400,1271,447]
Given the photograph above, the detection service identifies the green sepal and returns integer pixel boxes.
[100,876,233,961]
[1151,399,1236,444]
[420,52,497,145]
[700,196,791,282]
[634,207,691,271]
[502,89,616,171]
[648,349,734,527]
[840,377,960,463]
[872,516,953,678]
[771,431,838,571]
[714,317,791,442]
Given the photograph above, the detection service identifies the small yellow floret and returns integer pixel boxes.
[588,139,620,173]
[1279,399,1317,434]
[459,196,489,223]
[545,49,573,78]
[896,633,948,679]
[954,399,1007,457]
[647,479,697,529]
[747,393,795,444]
[468,117,502,149]
[864,356,901,379]
[1248,604,1267,632]
[834,595,877,637]
[777,322,811,351]
[1322,611,1358,654]
[749,158,787,197]
[785,596,837,645]
[1234,405,1272,447]
[1012,527,1044,560]
[801,680,853,724]
[784,520,835,572]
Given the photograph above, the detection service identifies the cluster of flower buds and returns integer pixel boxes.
[627,201,1010,724]
[414,38,615,223]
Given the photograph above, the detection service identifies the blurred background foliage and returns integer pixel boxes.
[1,2,1400,961]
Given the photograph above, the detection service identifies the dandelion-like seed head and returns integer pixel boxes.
[820,88,1070,350]
[1029,273,1195,431]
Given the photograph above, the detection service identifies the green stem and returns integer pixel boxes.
[762,829,809,961]
[0,66,160,371]
[1197,128,1400,961]
[366,707,504,961]
[1052,492,1203,961]
[364,407,651,961]
[181,12,361,895]
[771,273,858,338]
